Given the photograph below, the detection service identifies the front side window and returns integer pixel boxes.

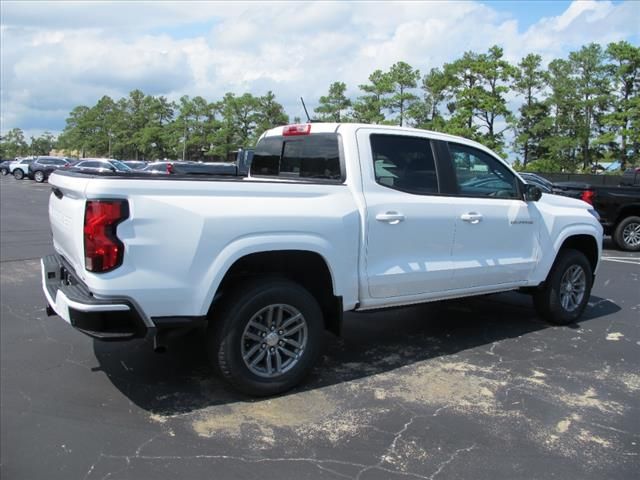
[251,133,342,181]
[449,143,519,199]
[370,134,438,195]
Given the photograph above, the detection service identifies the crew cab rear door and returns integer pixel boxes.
[356,128,456,299]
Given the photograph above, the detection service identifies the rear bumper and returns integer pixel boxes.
[41,254,152,340]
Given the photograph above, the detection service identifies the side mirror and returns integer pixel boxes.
[109,167,117,172]
[523,184,542,202]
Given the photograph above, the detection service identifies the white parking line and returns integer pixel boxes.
[602,257,640,266]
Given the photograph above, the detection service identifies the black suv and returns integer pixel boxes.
[28,157,72,183]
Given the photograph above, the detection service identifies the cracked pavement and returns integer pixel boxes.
[1,175,639,479]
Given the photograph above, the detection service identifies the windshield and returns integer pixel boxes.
[110,160,132,172]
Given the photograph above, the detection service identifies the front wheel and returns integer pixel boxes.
[208,278,325,396]
[613,216,640,252]
[34,170,46,183]
[13,169,24,180]
[533,249,593,325]
[0,167,8,176]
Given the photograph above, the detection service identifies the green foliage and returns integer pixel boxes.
[351,70,393,124]
[30,132,56,155]
[5,41,639,171]
[386,62,420,126]
[521,157,565,173]
[315,82,351,122]
[601,41,640,169]
[409,67,450,130]
[512,54,552,166]
[444,46,515,155]
[0,128,29,158]
[54,90,288,160]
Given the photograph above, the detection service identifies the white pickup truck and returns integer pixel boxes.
[42,123,603,395]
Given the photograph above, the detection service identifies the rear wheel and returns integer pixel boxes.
[613,216,640,252]
[34,170,45,183]
[13,169,24,180]
[533,249,592,325]
[208,278,325,396]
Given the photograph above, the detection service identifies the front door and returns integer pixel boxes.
[445,142,538,289]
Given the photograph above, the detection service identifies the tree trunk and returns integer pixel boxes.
[399,85,404,127]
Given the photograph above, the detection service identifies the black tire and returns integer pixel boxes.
[34,170,46,183]
[613,216,640,252]
[533,249,593,325]
[208,278,325,396]
[0,167,8,176]
[13,169,24,180]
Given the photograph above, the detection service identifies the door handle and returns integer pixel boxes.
[376,212,405,224]
[460,212,483,224]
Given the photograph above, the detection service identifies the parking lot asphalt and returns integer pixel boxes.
[1,174,639,480]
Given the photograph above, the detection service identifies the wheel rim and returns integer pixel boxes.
[35,172,44,182]
[559,265,586,312]
[622,222,640,248]
[241,303,308,378]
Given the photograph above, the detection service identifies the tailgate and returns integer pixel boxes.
[48,173,90,277]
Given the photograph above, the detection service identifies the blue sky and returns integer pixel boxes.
[1,0,639,145]
[491,0,575,27]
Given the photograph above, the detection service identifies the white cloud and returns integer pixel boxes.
[1,0,639,141]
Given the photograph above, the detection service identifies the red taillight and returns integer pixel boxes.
[581,190,595,205]
[84,200,129,273]
[166,163,174,174]
[282,124,311,136]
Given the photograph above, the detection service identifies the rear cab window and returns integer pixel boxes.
[251,133,343,182]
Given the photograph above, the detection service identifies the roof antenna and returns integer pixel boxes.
[300,97,314,123]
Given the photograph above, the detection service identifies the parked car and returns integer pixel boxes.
[620,167,640,187]
[142,161,237,175]
[10,158,35,179]
[42,122,602,396]
[71,159,132,174]
[122,160,148,170]
[553,181,640,251]
[28,156,73,183]
[142,161,176,174]
[0,160,13,175]
[519,172,556,194]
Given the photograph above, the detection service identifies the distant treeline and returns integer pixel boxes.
[1,41,638,171]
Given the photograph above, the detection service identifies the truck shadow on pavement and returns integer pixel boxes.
[92,291,620,416]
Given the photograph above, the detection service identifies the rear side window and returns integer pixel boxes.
[370,134,439,195]
[251,134,342,181]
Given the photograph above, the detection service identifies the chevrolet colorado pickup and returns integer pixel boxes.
[42,123,603,395]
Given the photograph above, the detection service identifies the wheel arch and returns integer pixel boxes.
[201,244,344,336]
[614,205,640,226]
[557,234,599,274]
